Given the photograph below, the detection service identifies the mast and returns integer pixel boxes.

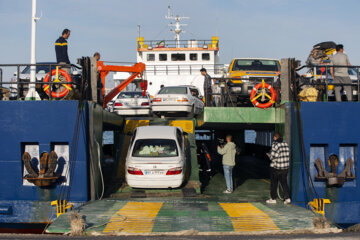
[166,6,189,48]
[26,0,41,100]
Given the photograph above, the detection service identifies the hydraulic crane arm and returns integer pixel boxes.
[97,61,146,108]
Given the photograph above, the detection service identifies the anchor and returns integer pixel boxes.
[314,154,355,187]
[22,150,60,187]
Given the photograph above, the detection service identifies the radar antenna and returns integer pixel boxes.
[166,6,189,48]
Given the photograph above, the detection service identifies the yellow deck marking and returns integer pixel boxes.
[103,202,163,233]
[220,203,279,232]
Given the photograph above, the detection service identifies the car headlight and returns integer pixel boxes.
[241,76,250,83]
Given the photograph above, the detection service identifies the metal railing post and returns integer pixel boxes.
[325,66,328,102]
[0,68,2,88]
[357,67,360,102]
[49,64,52,100]
[16,66,20,100]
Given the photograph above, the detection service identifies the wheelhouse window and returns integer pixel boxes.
[132,139,178,157]
[147,54,155,61]
[171,53,186,61]
[158,87,188,94]
[202,53,210,61]
[159,54,167,61]
[190,53,198,61]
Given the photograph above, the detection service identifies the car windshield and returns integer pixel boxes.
[21,65,53,74]
[348,68,358,76]
[132,139,178,157]
[232,59,280,71]
[158,87,187,94]
[117,92,146,99]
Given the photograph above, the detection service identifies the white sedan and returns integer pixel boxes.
[125,126,187,189]
[112,91,151,116]
[152,86,204,117]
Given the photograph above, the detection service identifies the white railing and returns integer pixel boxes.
[144,64,228,76]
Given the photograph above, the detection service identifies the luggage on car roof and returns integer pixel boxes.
[313,41,336,50]
[306,41,337,65]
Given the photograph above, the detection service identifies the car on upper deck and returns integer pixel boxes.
[110,91,152,116]
[152,85,204,117]
[125,126,187,189]
[227,58,280,104]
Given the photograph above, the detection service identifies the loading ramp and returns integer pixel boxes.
[46,198,323,234]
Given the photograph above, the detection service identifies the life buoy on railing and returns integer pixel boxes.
[43,68,72,99]
[250,79,277,109]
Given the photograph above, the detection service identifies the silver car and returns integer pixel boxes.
[152,85,204,117]
[113,91,152,116]
[125,126,187,189]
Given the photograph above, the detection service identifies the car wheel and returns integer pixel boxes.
[187,105,195,118]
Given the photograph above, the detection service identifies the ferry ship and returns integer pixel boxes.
[1,3,360,235]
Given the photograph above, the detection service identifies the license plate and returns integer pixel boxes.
[163,98,175,102]
[144,170,164,175]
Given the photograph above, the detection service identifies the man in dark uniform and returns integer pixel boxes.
[200,68,212,106]
[55,29,71,73]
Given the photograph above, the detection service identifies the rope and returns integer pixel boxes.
[293,65,319,201]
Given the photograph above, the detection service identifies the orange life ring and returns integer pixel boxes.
[43,69,72,99]
[250,80,277,109]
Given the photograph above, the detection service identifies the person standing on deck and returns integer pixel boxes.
[93,52,103,103]
[93,52,101,61]
[266,132,291,204]
[330,44,352,102]
[217,135,237,194]
[200,68,212,107]
[55,29,71,73]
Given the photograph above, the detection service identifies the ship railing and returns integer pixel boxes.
[144,64,227,76]
[0,63,82,101]
[204,77,280,107]
[137,39,219,50]
[297,64,360,102]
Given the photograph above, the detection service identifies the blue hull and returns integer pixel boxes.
[0,101,89,227]
[291,102,360,225]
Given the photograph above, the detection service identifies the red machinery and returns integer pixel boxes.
[97,61,147,108]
